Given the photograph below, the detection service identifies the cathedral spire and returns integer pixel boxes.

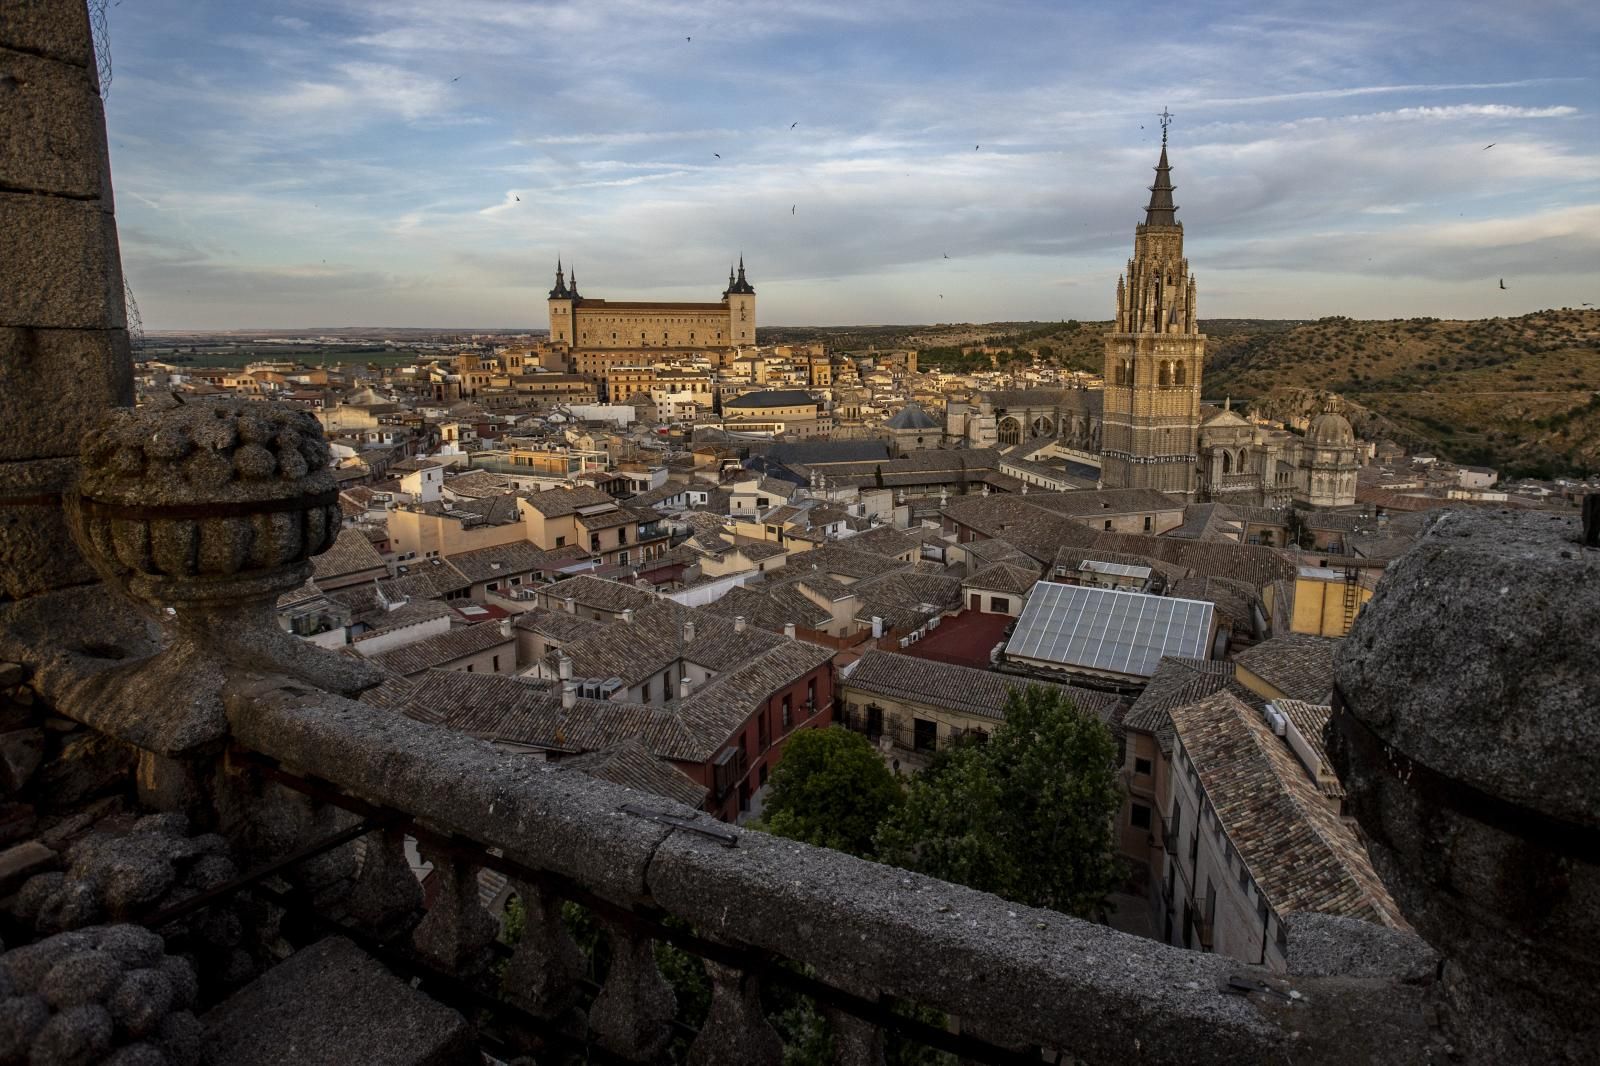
[548,258,570,299]
[1144,109,1179,227]
[568,264,580,299]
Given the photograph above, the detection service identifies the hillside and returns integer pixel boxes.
[765,310,1600,478]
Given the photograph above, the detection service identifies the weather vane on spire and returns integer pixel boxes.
[1159,107,1173,147]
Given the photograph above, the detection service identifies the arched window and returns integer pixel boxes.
[1159,362,1172,386]
[1221,451,1232,474]
[1174,361,1187,385]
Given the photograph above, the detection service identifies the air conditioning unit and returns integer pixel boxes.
[598,678,623,698]
[928,616,941,630]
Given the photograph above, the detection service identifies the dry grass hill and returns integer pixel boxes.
[764,310,1600,478]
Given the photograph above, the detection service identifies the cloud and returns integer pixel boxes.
[102,0,1600,327]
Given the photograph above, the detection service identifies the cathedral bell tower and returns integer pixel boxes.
[1101,111,1205,497]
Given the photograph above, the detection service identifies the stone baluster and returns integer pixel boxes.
[587,919,676,1062]
[823,996,886,1066]
[342,826,422,942]
[686,959,783,1066]
[411,839,497,977]
[500,878,584,1023]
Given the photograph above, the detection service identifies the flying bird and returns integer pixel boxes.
[1482,143,1495,150]
[1499,278,1507,290]
[686,36,691,41]
[790,122,798,129]
[515,195,520,201]
[974,144,980,150]
[791,205,795,214]
[451,76,461,83]
[713,153,720,158]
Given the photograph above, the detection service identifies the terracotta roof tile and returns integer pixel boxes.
[1170,690,1404,928]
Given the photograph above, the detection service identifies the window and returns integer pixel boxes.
[641,681,651,704]
[1131,803,1152,830]
[759,764,768,787]
[807,679,816,713]
[618,550,629,565]
[465,665,473,673]
[758,712,769,750]
[662,670,671,698]
[1134,756,1153,776]
[590,533,601,551]
[990,596,1010,613]
[1143,516,1153,532]
[1104,520,1112,530]
[618,526,627,544]
[492,655,500,671]
[969,592,981,610]
[913,717,937,753]
[486,582,499,592]
[781,696,792,729]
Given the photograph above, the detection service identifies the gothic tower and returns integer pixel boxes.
[547,259,574,346]
[1100,115,1204,496]
[722,255,757,346]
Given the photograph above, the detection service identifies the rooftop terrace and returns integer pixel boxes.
[0,5,1596,1062]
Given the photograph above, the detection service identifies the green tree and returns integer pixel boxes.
[762,728,904,858]
[874,685,1122,918]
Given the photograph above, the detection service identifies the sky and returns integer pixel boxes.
[99,0,1600,330]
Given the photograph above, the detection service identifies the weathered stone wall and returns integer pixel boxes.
[0,0,133,598]
[1333,508,1599,1063]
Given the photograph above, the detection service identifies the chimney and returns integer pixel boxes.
[734,615,747,633]
[621,608,634,623]
[557,653,573,681]
[683,620,696,642]
[561,681,576,710]
[680,676,693,699]
[871,616,884,639]
[499,618,513,638]
[783,622,796,639]
[563,596,576,614]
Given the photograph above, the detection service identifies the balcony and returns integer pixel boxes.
[0,6,1587,1060]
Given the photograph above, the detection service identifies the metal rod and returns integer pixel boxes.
[138,812,391,930]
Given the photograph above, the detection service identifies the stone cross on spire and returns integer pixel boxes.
[1159,107,1173,147]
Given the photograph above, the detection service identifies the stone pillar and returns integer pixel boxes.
[1331,509,1599,1063]
[0,0,134,598]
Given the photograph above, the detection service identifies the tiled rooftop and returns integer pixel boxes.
[844,649,1124,723]
[1170,690,1405,929]
[1233,634,1337,703]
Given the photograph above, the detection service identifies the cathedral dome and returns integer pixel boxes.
[1309,411,1355,444]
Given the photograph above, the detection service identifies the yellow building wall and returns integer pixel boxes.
[386,509,528,561]
[1289,576,1372,638]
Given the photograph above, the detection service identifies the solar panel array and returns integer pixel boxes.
[1005,583,1214,678]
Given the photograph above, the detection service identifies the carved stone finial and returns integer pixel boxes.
[64,399,381,753]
